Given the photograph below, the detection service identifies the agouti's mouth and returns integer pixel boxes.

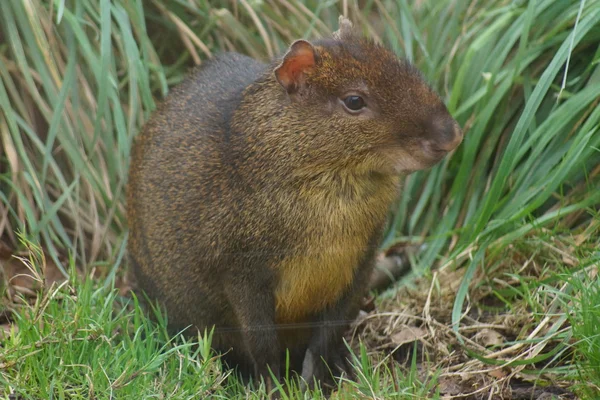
[422,141,450,159]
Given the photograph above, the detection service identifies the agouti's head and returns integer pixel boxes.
[273,17,462,175]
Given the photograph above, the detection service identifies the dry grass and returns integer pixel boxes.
[352,227,599,399]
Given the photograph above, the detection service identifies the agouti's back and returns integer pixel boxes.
[127,17,462,386]
[128,52,266,332]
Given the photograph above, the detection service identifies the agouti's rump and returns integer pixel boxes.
[127,16,462,389]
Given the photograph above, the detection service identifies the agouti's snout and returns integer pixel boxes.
[420,109,463,164]
[433,112,463,152]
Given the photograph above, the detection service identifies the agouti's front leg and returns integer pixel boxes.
[225,273,281,389]
[301,257,375,389]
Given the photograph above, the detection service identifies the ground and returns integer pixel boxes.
[1,232,596,399]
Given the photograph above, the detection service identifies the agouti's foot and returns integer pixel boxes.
[299,346,355,393]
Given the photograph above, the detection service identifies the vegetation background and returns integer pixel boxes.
[0,0,599,398]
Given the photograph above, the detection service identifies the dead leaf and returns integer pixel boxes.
[361,295,375,312]
[391,326,427,346]
[0,241,12,258]
[0,245,67,296]
[488,368,507,379]
[438,376,464,396]
[0,323,16,339]
[473,328,505,348]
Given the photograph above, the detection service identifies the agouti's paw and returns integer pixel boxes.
[299,347,356,393]
[329,346,356,382]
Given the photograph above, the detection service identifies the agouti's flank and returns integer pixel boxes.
[127,17,462,388]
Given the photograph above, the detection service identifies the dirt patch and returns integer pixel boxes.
[351,239,588,399]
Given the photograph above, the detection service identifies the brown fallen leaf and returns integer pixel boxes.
[0,242,67,297]
[391,326,427,346]
[0,323,17,339]
[473,328,505,348]
[361,294,376,312]
[488,368,508,380]
[369,242,422,292]
[438,376,464,396]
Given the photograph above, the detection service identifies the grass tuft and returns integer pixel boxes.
[567,255,600,398]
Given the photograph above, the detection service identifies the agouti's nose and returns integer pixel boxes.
[428,113,463,153]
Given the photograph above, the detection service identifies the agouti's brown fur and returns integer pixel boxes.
[127,17,462,387]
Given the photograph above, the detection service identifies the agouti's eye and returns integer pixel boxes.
[343,95,366,112]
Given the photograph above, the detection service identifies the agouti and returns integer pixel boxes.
[127,17,462,388]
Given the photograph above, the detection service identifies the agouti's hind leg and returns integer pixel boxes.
[225,276,281,388]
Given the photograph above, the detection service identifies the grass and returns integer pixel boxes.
[0,248,242,399]
[2,237,597,399]
[1,0,599,398]
[0,241,440,399]
[568,260,600,397]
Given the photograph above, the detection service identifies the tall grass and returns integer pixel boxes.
[1,0,599,306]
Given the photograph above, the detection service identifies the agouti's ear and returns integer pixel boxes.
[333,16,354,40]
[274,40,316,94]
